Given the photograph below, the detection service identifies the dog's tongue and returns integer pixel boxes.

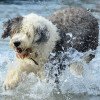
[16,48,32,59]
[16,53,29,59]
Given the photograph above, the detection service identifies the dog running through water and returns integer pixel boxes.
[2,7,99,90]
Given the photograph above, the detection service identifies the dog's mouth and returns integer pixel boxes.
[16,48,23,53]
[15,47,32,58]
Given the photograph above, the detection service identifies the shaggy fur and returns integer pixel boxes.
[47,7,99,81]
[48,7,99,52]
[2,13,60,90]
[2,7,99,90]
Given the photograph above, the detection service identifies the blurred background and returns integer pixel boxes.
[0,0,99,21]
[0,0,99,20]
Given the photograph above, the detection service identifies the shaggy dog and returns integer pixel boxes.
[1,7,99,90]
[2,13,60,90]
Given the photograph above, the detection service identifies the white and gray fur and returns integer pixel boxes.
[48,7,99,52]
[1,7,99,89]
[2,13,60,90]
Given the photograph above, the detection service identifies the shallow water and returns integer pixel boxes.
[0,0,100,100]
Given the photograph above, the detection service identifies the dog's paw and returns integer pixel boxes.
[3,79,18,90]
[3,69,21,90]
[69,61,84,77]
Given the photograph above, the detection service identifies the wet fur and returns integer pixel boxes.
[2,13,60,90]
[48,7,99,52]
[2,7,99,90]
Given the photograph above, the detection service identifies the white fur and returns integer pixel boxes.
[3,13,60,90]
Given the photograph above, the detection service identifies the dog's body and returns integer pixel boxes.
[48,7,99,52]
[2,7,99,90]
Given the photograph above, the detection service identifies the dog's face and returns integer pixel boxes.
[2,14,50,57]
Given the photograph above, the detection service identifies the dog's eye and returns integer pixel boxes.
[26,32,31,38]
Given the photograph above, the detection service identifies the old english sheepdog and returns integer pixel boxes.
[1,7,99,90]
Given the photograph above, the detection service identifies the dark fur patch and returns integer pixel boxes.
[49,7,99,52]
[35,26,50,43]
[2,16,23,39]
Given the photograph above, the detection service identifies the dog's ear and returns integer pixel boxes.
[1,19,12,39]
[1,16,23,39]
[34,26,50,43]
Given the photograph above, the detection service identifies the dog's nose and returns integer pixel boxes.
[14,41,21,47]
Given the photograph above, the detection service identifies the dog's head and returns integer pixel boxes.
[2,13,50,57]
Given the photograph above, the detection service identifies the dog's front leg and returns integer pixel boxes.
[3,67,22,90]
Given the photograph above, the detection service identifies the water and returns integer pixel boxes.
[0,0,100,100]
